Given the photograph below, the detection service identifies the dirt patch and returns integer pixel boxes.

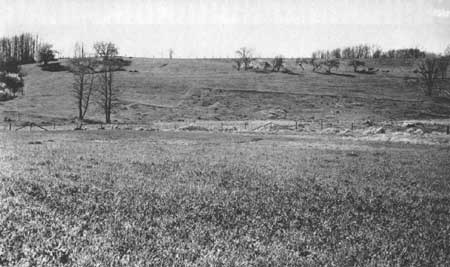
[180,125,210,131]
[255,108,288,120]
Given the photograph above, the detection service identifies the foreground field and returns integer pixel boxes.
[1,130,449,266]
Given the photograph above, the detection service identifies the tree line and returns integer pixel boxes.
[0,33,40,64]
[0,33,58,100]
[312,44,427,60]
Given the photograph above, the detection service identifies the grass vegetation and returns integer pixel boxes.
[1,130,449,266]
[2,58,450,124]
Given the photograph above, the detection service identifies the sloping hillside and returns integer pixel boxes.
[1,58,449,124]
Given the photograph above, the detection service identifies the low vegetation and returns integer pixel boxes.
[1,131,450,266]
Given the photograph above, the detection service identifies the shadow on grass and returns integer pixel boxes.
[0,94,17,102]
[252,69,303,76]
[315,71,356,78]
[355,70,379,75]
[39,62,69,72]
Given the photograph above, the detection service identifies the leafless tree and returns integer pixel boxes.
[235,47,253,71]
[348,60,365,72]
[233,58,243,71]
[94,41,123,123]
[169,49,174,59]
[69,43,97,121]
[272,55,284,72]
[417,57,440,96]
[0,33,39,64]
[444,45,450,56]
[331,48,341,59]
[295,58,308,71]
[323,59,340,73]
[311,58,325,72]
[437,57,449,79]
[311,58,339,73]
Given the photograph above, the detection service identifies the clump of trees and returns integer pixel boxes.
[94,42,126,123]
[416,56,449,96]
[0,57,24,99]
[272,55,284,72]
[0,33,39,64]
[37,43,57,65]
[348,60,365,72]
[322,59,340,73]
[69,41,128,123]
[309,57,340,73]
[312,44,427,60]
[0,34,58,101]
[234,47,252,71]
[69,43,97,121]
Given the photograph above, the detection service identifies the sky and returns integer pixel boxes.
[1,0,450,58]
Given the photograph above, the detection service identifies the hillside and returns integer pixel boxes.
[1,58,449,125]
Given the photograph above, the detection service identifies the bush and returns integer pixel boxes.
[272,56,284,72]
[348,60,365,72]
[0,57,21,73]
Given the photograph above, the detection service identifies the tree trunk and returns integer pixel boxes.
[78,76,84,120]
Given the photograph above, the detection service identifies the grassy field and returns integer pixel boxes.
[1,58,450,125]
[1,130,450,266]
[1,58,449,265]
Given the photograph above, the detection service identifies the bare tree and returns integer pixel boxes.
[311,58,325,72]
[0,33,39,64]
[348,60,365,72]
[437,57,449,79]
[233,58,242,71]
[417,57,440,96]
[295,58,307,71]
[272,55,284,72]
[94,41,123,123]
[445,45,450,57]
[323,59,340,73]
[169,49,174,59]
[69,43,97,121]
[331,48,341,59]
[235,47,252,71]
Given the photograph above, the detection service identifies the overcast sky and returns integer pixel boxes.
[1,0,450,58]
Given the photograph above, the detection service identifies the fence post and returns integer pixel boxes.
[295,121,298,130]
[351,122,354,131]
[9,122,11,131]
[447,125,449,135]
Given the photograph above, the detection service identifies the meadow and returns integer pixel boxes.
[2,58,450,125]
[1,57,450,266]
[1,130,449,266]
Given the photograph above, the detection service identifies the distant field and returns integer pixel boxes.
[1,130,449,265]
[1,58,450,125]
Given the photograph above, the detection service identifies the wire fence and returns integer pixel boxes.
[2,119,449,135]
